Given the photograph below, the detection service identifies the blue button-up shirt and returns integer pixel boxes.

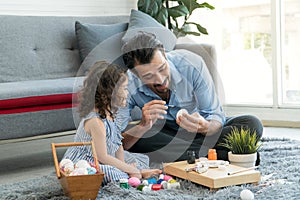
[116,49,225,131]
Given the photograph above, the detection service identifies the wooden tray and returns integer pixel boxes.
[163,160,261,189]
[52,142,104,200]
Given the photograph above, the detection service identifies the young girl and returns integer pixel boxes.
[63,61,161,184]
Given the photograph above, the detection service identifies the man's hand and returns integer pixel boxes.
[122,100,167,150]
[139,100,167,129]
[176,112,209,134]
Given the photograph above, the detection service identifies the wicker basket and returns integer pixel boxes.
[51,142,104,200]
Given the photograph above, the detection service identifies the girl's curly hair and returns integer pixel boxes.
[78,61,127,118]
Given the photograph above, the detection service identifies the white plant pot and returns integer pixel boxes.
[228,152,257,168]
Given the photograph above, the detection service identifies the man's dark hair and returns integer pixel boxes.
[122,31,165,69]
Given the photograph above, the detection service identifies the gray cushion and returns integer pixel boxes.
[0,77,84,100]
[78,32,127,76]
[122,9,177,51]
[75,21,128,62]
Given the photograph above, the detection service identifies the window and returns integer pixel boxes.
[179,0,300,124]
[282,0,300,105]
[220,1,272,105]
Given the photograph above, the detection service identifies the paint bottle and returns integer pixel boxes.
[119,178,129,189]
[187,150,196,164]
[208,149,217,160]
[151,184,162,191]
[137,184,145,191]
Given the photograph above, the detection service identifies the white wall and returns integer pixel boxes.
[0,0,137,16]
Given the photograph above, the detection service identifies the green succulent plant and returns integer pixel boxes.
[218,127,262,154]
[137,0,215,38]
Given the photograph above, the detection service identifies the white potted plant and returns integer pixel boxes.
[218,127,262,168]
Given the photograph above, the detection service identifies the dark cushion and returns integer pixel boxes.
[75,21,128,62]
[122,9,177,51]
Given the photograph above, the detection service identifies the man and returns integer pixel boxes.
[116,32,263,164]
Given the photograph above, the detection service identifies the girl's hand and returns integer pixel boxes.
[140,169,162,179]
[128,168,142,179]
[129,162,137,167]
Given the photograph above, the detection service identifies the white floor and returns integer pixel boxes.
[263,127,300,141]
[0,127,299,185]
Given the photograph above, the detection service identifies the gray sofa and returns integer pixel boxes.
[0,15,219,141]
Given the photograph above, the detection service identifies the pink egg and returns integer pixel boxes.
[128,177,141,187]
[163,175,173,181]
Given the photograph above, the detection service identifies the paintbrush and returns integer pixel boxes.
[228,166,259,175]
[165,104,175,108]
